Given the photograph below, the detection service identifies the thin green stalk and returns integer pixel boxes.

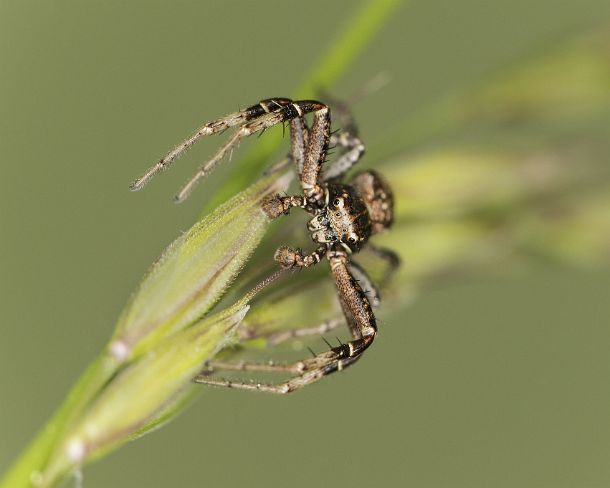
[0,353,115,488]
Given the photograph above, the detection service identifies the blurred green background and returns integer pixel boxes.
[1,1,609,487]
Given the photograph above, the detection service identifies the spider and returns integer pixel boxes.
[131,97,399,393]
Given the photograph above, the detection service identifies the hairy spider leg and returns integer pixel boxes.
[346,260,380,308]
[300,105,331,203]
[240,318,343,347]
[193,250,377,394]
[322,131,365,181]
[289,117,309,176]
[130,97,293,191]
[193,351,362,394]
[175,100,328,202]
[195,318,343,378]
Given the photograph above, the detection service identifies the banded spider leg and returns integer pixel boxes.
[194,251,378,394]
[130,98,331,202]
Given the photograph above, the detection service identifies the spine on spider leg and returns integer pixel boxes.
[243,98,293,120]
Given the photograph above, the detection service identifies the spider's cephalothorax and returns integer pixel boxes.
[307,172,394,252]
[131,97,399,393]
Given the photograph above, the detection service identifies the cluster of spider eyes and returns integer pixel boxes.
[315,197,360,244]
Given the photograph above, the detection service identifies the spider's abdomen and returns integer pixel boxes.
[350,170,394,234]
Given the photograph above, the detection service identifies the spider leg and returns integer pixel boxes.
[175,100,328,202]
[192,319,343,386]
[130,98,293,191]
[289,117,309,176]
[194,349,363,394]
[300,104,331,203]
[346,260,380,308]
[199,358,308,375]
[193,354,361,394]
[240,318,343,346]
[194,250,377,394]
[329,249,377,343]
[263,116,311,177]
[322,130,365,181]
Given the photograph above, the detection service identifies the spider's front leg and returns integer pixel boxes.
[131,97,329,202]
[299,103,331,203]
[130,98,292,192]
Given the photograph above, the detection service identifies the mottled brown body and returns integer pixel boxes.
[131,97,398,393]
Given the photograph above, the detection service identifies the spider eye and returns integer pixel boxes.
[333,198,341,207]
[348,236,357,244]
[317,216,324,222]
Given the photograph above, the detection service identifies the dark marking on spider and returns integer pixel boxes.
[131,97,399,393]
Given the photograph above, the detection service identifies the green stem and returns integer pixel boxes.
[1,352,119,488]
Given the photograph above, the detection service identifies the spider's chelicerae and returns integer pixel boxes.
[131,97,399,393]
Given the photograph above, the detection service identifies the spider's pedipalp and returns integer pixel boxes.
[274,245,327,269]
[261,194,308,219]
